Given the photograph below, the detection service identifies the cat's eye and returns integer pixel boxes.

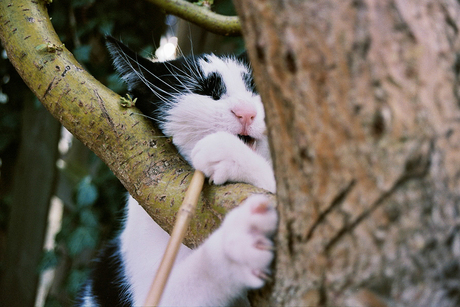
[211,93,220,100]
[194,72,226,100]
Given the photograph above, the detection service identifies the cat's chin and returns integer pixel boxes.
[237,134,256,150]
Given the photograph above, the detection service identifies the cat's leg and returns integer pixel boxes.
[160,195,277,306]
[120,196,192,306]
[191,132,276,193]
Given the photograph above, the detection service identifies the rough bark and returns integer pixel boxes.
[235,0,460,306]
[0,0,272,247]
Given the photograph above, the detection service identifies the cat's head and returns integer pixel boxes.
[106,36,267,163]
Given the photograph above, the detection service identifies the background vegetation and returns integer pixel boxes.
[0,0,241,306]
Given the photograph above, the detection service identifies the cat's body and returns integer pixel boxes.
[76,37,277,306]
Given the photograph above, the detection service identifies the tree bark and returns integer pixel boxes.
[0,0,271,247]
[235,0,460,306]
[144,0,241,36]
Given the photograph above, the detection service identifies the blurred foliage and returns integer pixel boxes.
[47,0,168,91]
[41,0,169,302]
[1,0,165,304]
[0,40,33,271]
[213,0,245,53]
[45,153,127,303]
[0,0,241,305]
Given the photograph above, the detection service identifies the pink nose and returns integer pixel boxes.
[231,104,257,129]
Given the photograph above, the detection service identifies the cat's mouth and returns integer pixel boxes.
[238,134,256,150]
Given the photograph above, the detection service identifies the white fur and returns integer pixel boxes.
[120,196,191,305]
[121,56,277,305]
[104,45,279,306]
[121,195,277,306]
[162,56,268,164]
[192,132,276,193]
[198,55,249,98]
[80,282,97,307]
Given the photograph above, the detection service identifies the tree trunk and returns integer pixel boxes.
[0,100,61,307]
[235,0,460,306]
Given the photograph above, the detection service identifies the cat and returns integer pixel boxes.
[75,36,277,307]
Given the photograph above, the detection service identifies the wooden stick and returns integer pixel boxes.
[144,170,205,306]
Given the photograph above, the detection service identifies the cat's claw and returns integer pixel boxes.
[252,269,272,282]
[217,194,278,289]
[254,240,275,251]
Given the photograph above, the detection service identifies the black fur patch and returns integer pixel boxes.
[75,239,133,307]
[106,36,202,123]
[106,37,259,122]
[193,71,226,100]
[242,72,257,94]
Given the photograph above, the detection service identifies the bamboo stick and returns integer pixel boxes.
[144,170,205,306]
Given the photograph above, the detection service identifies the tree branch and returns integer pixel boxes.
[144,0,241,36]
[0,0,268,247]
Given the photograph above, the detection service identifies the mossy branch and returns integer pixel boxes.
[0,0,269,247]
[145,0,241,36]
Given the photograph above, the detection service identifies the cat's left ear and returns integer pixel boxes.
[106,36,182,119]
[105,36,166,94]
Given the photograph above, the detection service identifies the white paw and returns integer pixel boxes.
[191,132,250,185]
[221,195,278,289]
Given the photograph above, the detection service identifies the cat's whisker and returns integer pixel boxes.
[130,62,179,98]
[177,42,203,81]
[129,112,170,128]
[160,63,197,96]
[165,56,201,81]
[113,49,177,106]
[83,36,277,307]
[118,49,183,96]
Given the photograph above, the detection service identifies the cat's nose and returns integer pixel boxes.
[231,104,257,131]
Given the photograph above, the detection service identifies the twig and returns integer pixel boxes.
[144,170,206,306]
[144,0,241,36]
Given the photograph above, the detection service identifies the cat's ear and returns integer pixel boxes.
[106,36,181,120]
[105,36,161,92]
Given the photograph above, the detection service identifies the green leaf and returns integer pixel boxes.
[66,269,90,296]
[38,249,59,272]
[99,20,114,35]
[76,176,98,207]
[140,45,154,58]
[79,208,99,227]
[67,226,98,256]
[106,73,126,93]
[0,91,8,103]
[73,45,92,63]
[44,297,62,307]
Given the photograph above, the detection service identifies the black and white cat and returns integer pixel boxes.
[76,37,277,306]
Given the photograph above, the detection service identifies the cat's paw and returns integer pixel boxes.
[191,132,249,185]
[221,195,278,289]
